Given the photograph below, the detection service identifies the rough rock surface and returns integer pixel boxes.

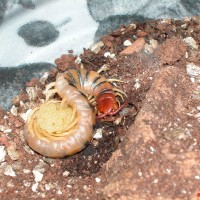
[103,66,198,199]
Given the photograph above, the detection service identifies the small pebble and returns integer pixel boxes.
[67,184,72,188]
[7,145,20,161]
[34,159,47,173]
[75,56,81,64]
[90,41,104,54]
[149,39,158,49]
[41,72,49,80]
[195,175,200,180]
[95,177,101,183]
[7,180,15,188]
[0,125,6,132]
[138,171,143,177]
[32,182,38,192]
[23,180,31,187]
[23,169,31,174]
[123,40,132,46]
[10,105,18,116]
[104,52,115,59]
[45,182,56,190]
[93,129,103,139]
[23,145,35,155]
[144,43,154,54]
[32,169,44,182]
[26,87,37,101]
[63,170,70,177]
[134,82,141,89]
[186,63,200,77]
[4,129,12,133]
[0,146,6,162]
[57,190,62,195]
[20,109,32,121]
[184,37,198,50]
[42,157,55,167]
[4,165,16,177]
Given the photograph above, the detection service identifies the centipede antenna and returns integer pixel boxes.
[109,100,128,116]
[107,78,124,83]
[113,88,127,97]
[96,113,107,119]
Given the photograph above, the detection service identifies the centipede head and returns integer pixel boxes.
[96,91,127,119]
[97,92,118,114]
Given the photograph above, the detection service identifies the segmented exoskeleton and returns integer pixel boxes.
[24,67,127,158]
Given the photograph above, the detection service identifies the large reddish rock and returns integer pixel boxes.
[154,37,187,65]
[102,66,199,200]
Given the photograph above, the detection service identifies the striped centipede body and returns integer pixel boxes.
[24,67,127,158]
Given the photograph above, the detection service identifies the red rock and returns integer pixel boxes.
[136,31,148,37]
[103,66,195,199]
[55,54,77,72]
[154,37,187,65]
[120,37,146,55]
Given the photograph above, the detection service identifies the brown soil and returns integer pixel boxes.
[1,17,200,200]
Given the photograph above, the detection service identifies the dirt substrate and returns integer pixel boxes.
[0,17,200,200]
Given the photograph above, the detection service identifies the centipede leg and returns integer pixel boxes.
[46,89,57,101]
[90,98,96,104]
[45,82,56,92]
[44,82,57,100]
[113,88,127,97]
[87,94,96,105]
[60,97,76,124]
[115,92,125,101]
[91,101,97,107]
[97,64,109,74]
[107,78,124,83]
[117,99,121,107]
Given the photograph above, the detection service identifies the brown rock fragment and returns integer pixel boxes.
[55,54,77,72]
[103,66,195,200]
[154,37,187,65]
[120,37,146,55]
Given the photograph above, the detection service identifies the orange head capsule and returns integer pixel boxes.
[96,91,128,119]
[97,92,118,115]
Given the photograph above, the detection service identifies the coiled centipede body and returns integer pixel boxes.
[24,67,127,158]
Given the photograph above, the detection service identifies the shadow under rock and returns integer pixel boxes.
[94,14,151,41]
[0,62,55,110]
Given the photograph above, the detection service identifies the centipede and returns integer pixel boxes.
[24,67,127,158]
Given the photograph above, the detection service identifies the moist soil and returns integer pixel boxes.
[0,17,200,200]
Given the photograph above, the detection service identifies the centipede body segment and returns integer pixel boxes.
[24,68,127,158]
